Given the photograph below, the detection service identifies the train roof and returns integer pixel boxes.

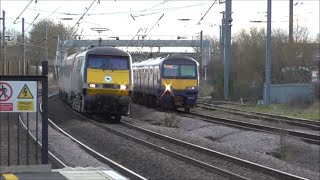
[86,46,130,56]
[132,55,198,67]
[63,47,130,62]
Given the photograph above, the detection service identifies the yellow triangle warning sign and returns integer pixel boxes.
[17,84,34,99]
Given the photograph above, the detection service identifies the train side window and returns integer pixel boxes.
[64,65,72,77]
[138,68,141,79]
[157,69,160,82]
[60,67,64,77]
[153,66,156,80]
[133,69,136,80]
[76,58,82,71]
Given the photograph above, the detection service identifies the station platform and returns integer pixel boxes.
[0,165,128,180]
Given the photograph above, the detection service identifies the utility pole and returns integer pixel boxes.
[224,0,232,100]
[220,11,225,63]
[0,13,2,75]
[200,30,203,80]
[45,22,48,63]
[22,18,25,75]
[264,0,272,106]
[289,0,293,44]
[2,11,6,75]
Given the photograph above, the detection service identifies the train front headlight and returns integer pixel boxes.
[89,84,96,88]
[120,85,127,90]
[186,86,197,90]
[165,85,172,92]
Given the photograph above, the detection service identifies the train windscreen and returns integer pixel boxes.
[163,63,197,79]
[87,55,129,70]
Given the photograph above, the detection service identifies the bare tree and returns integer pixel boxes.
[27,19,72,65]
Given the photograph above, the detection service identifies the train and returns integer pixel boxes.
[132,55,199,113]
[58,46,133,122]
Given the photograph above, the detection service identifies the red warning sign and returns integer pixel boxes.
[0,103,13,111]
[0,82,13,102]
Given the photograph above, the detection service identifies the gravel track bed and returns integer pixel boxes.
[49,96,223,180]
[105,122,275,180]
[193,107,320,135]
[18,96,111,169]
[128,103,320,180]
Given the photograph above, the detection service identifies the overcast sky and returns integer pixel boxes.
[1,0,319,41]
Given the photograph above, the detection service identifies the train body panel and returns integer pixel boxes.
[58,46,133,122]
[132,55,199,112]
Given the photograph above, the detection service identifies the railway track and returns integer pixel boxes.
[47,92,310,179]
[85,117,249,180]
[44,92,147,180]
[119,121,308,180]
[68,107,307,179]
[197,102,320,128]
[179,109,320,145]
[18,115,67,168]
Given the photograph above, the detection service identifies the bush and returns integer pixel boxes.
[199,81,214,97]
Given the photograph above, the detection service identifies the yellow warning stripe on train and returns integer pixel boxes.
[2,174,18,180]
[87,89,129,96]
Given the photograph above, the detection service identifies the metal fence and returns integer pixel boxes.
[0,61,48,167]
[268,83,315,104]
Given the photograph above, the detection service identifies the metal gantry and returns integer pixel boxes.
[56,38,211,80]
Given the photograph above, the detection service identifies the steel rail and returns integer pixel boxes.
[197,103,320,131]
[121,121,308,180]
[84,118,249,180]
[48,93,308,179]
[198,102,320,127]
[13,88,67,168]
[181,111,320,145]
[18,115,67,168]
[47,118,147,180]
[56,93,247,179]
[46,92,147,180]
[66,102,307,179]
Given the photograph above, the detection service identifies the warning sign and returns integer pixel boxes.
[18,84,34,99]
[0,81,37,113]
[0,103,13,111]
[17,101,34,111]
[0,82,13,101]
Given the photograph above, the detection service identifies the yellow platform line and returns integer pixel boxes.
[2,174,18,180]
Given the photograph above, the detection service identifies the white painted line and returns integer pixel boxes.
[102,170,128,180]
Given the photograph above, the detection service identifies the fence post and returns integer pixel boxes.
[41,61,48,164]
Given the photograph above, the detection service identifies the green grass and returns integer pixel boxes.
[224,103,320,120]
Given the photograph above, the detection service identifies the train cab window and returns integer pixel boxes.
[87,55,129,70]
[163,63,196,79]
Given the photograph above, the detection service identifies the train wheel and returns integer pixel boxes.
[184,108,190,113]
